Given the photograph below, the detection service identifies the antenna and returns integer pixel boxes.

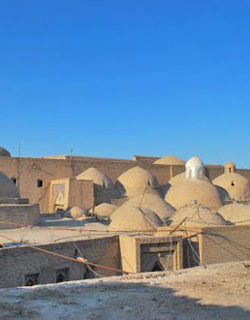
[18,141,22,157]
[70,147,73,156]
[17,141,22,188]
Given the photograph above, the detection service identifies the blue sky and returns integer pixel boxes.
[0,1,250,167]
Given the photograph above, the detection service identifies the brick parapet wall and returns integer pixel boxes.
[0,235,120,288]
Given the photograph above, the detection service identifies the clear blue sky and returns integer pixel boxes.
[0,1,250,167]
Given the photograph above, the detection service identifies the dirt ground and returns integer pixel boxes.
[0,261,249,320]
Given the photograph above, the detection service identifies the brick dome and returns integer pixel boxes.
[154,156,185,165]
[120,193,175,221]
[213,171,250,201]
[218,203,250,225]
[76,168,113,188]
[165,178,222,210]
[117,167,158,198]
[109,205,163,232]
[168,203,227,228]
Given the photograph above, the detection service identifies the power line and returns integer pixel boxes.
[0,233,133,275]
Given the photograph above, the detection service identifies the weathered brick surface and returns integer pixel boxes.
[0,236,120,288]
[201,225,250,265]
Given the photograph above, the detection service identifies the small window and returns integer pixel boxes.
[37,179,44,188]
[152,261,164,272]
[56,268,69,283]
[11,178,17,185]
[83,265,95,279]
[231,181,235,187]
[25,273,39,286]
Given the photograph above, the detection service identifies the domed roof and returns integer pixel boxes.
[165,178,222,210]
[218,203,250,225]
[225,162,236,168]
[185,157,204,168]
[117,167,158,198]
[118,167,158,188]
[109,205,163,232]
[0,146,11,157]
[120,193,175,221]
[91,203,118,218]
[168,204,227,228]
[213,172,250,201]
[154,156,185,166]
[168,172,185,186]
[76,168,113,188]
[66,206,87,219]
[0,172,19,199]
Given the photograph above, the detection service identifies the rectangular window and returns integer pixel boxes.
[11,178,17,185]
[37,179,44,188]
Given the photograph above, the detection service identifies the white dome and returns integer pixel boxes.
[185,157,205,179]
[186,157,204,168]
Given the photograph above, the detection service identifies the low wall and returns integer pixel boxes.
[0,204,40,229]
[200,225,250,265]
[0,235,120,288]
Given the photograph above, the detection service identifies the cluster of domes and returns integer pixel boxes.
[67,157,250,230]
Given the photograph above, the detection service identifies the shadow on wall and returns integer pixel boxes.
[2,281,249,320]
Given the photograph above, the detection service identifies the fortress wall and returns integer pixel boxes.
[0,235,119,288]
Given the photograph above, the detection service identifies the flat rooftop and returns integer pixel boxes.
[0,215,112,246]
[0,260,249,320]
